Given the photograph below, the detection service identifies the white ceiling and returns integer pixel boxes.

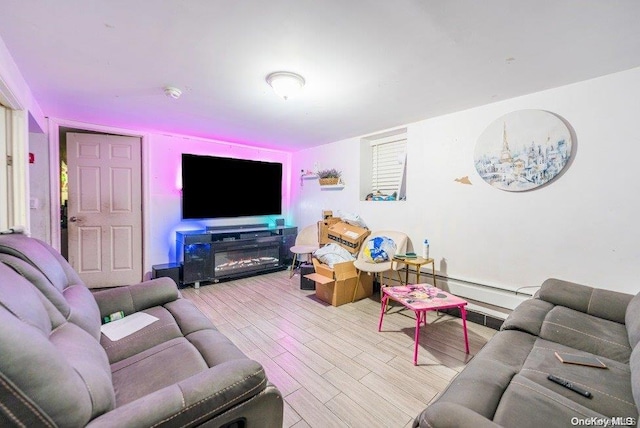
[1,1,640,152]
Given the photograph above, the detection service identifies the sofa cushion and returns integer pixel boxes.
[100,305,185,363]
[0,234,86,293]
[92,277,181,319]
[631,345,640,412]
[0,253,102,339]
[625,292,640,349]
[493,374,612,427]
[110,337,209,406]
[491,336,638,426]
[421,330,536,420]
[414,402,502,428]
[0,262,115,426]
[540,306,631,363]
[501,298,555,336]
[538,278,632,324]
[100,297,248,366]
[519,338,636,419]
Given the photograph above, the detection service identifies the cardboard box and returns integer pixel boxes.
[322,210,333,220]
[299,262,316,290]
[327,221,370,254]
[317,217,341,245]
[304,258,373,306]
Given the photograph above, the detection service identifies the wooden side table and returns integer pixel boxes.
[396,257,435,286]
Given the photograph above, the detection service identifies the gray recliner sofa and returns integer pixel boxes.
[0,233,283,427]
[414,278,639,428]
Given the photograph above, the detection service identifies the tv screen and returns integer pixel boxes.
[181,154,283,219]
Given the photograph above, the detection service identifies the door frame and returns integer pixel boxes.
[48,118,150,274]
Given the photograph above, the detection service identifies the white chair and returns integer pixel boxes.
[289,223,320,278]
[353,230,409,302]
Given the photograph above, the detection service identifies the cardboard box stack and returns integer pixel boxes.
[306,210,373,306]
[305,258,373,306]
[317,210,370,253]
[318,217,341,245]
[327,222,370,255]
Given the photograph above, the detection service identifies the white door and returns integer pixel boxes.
[0,105,8,230]
[66,132,142,287]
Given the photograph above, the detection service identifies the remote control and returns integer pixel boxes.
[547,374,592,398]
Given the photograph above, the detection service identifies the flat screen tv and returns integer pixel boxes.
[181,153,283,219]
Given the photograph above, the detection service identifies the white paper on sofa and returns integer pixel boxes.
[100,312,159,341]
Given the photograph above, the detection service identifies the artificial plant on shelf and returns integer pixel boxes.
[317,168,342,185]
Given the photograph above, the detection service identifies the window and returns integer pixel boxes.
[360,129,407,201]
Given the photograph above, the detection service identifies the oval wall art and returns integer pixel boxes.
[474,109,572,191]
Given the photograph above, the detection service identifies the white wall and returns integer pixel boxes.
[28,131,50,241]
[145,133,291,276]
[292,67,640,296]
[0,37,45,130]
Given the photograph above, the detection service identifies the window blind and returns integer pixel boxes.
[371,137,406,195]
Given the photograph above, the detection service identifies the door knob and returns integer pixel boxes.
[69,216,78,222]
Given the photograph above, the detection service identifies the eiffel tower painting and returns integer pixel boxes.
[474,110,572,191]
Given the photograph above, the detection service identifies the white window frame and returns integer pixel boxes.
[371,135,406,196]
[360,129,407,201]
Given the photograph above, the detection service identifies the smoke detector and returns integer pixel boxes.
[164,86,182,99]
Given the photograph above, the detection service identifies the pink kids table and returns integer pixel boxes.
[378,284,470,365]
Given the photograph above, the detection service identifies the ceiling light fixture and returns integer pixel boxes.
[266,71,305,100]
[164,86,182,99]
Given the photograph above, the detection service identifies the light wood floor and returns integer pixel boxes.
[180,270,497,428]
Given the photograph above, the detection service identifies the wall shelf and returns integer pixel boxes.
[320,184,345,190]
[300,173,319,187]
[300,171,344,189]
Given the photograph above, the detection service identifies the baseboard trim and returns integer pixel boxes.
[372,274,527,330]
[438,307,504,330]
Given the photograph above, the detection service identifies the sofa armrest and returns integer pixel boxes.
[500,298,554,335]
[92,277,180,318]
[86,359,281,428]
[413,402,502,428]
[538,278,633,324]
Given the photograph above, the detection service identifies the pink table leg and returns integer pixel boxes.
[460,305,470,354]
[378,294,388,332]
[413,310,424,365]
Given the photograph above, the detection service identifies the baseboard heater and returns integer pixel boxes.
[380,271,537,329]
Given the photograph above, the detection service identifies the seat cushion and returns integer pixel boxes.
[518,338,636,419]
[111,337,209,406]
[420,330,537,420]
[111,329,251,406]
[540,306,631,363]
[493,375,611,427]
[100,305,184,363]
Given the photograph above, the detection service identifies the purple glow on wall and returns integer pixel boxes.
[175,163,182,190]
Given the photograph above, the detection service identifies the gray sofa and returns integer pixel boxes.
[0,233,283,427]
[414,278,639,428]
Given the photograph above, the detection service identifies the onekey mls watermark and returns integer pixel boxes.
[571,417,636,427]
